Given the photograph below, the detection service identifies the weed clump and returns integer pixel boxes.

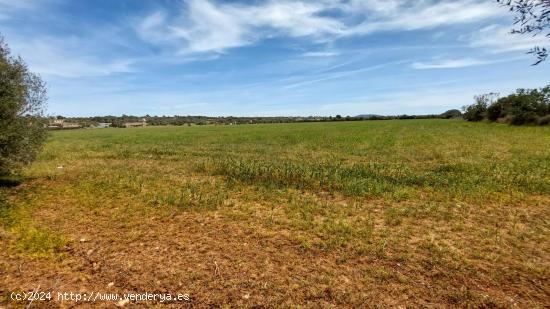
[1,194,66,257]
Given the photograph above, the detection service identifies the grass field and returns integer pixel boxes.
[1,119,549,307]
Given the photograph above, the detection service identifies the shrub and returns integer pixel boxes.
[466,86,550,125]
[537,114,550,125]
[487,97,509,121]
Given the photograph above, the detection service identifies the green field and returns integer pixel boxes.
[2,119,550,307]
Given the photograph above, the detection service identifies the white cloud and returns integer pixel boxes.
[136,0,505,55]
[136,11,169,44]
[9,36,135,77]
[137,0,344,54]
[341,0,402,15]
[343,0,504,35]
[468,24,548,53]
[301,51,340,57]
[0,0,38,20]
[170,0,251,53]
[282,60,406,89]
[411,58,488,69]
[240,1,344,37]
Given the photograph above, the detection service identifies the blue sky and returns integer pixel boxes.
[0,0,548,116]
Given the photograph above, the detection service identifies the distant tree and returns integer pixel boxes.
[507,88,549,124]
[111,119,124,128]
[497,0,550,65]
[0,35,48,175]
[467,85,549,125]
[440,109,462,119]
[463,93,498,121]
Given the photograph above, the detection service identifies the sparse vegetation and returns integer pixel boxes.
[1,120,549,307]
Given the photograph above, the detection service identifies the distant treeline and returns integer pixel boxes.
[463,85,550,125]
[55,111,462,127]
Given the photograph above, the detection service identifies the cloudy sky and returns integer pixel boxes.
[0,0,548,116]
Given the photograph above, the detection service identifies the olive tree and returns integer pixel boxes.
[0,35,48,176]
[497,0,550,65]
